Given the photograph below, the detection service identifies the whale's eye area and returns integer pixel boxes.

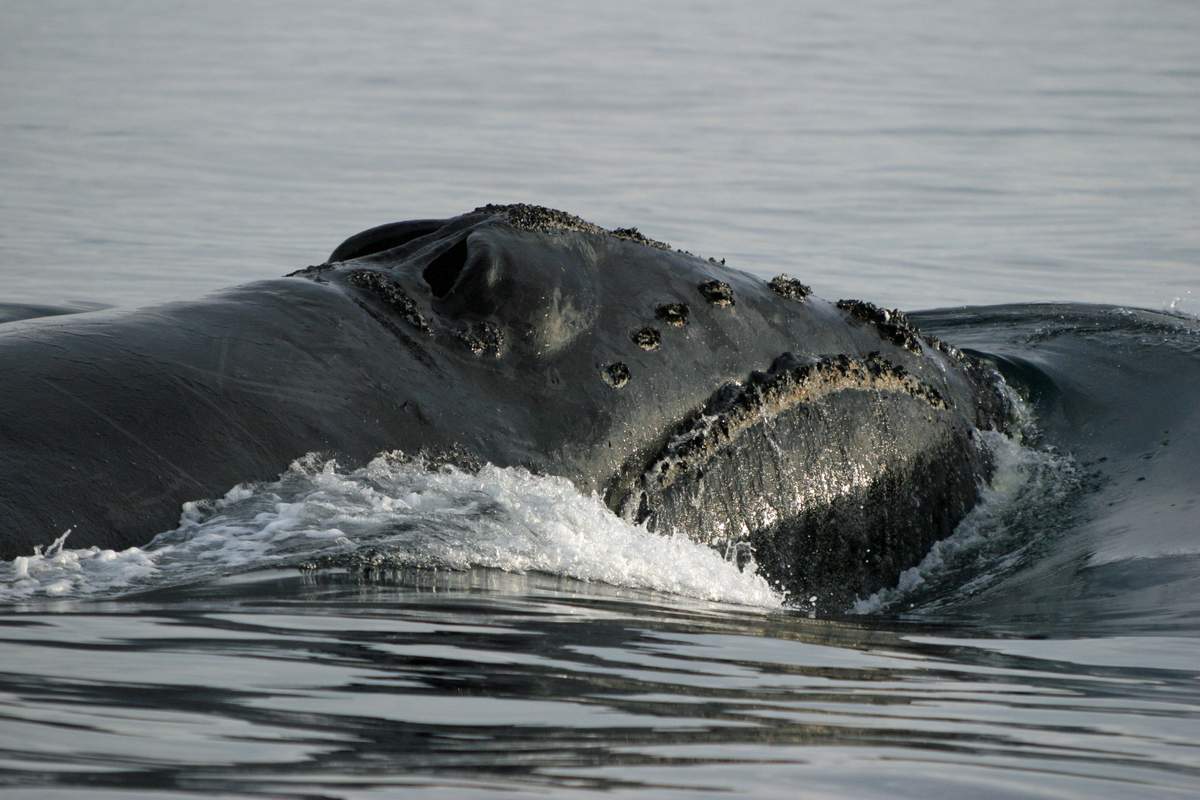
[423,238,470,298]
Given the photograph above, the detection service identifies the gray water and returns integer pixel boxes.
[2,2,1200,798]
[3,0,1198,311]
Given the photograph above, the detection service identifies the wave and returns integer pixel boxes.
[2,427,1067,618]
[0,453,782,608]
[908,303,1200,633]
[852,429,1081,614]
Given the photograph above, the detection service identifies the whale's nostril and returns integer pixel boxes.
[423,238,470,298]
[328,219,444,262]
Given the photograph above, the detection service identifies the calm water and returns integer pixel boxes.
[2,2,1199,798]
[2,0,1198,311]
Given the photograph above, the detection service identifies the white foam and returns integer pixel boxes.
[0,528,159,602]
[0,454,782,608]
[1165,289,1198,319]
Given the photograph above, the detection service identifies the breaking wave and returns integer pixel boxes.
[0,453,783,608]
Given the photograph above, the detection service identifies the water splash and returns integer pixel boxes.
[0,453,782,608]
[1165,289,1198,319]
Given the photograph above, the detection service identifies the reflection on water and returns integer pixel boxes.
[1,570,1197,799]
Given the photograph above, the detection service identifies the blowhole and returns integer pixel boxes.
[329,219,444,262]
[423,237,471,298]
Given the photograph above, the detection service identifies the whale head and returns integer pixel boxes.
[295,204,1012,609]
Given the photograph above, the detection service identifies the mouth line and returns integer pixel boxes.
[634,351,949,498]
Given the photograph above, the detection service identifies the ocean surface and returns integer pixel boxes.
[2,2,1199,798]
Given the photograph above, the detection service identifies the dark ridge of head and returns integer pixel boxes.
[0,301,111,325]
[473,203,672,250]
[328,218,446,263]
[327,204,677,272]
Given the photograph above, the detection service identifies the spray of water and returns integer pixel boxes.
[0,453,782,608]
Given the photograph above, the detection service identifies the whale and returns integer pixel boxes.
[0,204,1013,606]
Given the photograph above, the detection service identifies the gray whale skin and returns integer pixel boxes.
[0,205,1012,607]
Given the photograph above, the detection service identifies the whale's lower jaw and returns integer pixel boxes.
[605,351,995,609]
[632,396,985,608]
[752,428,985,610]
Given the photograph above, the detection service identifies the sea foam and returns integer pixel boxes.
[0,453,782,608]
